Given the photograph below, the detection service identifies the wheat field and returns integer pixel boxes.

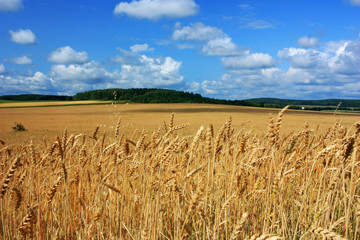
[0,104,360,239]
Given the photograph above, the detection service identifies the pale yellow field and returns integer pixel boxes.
[0,103,359,145]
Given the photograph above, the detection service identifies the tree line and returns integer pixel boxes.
[1,89,360,111]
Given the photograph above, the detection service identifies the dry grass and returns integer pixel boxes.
[0,104,360,239]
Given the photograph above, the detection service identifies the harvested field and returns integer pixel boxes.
[0,104,360,239]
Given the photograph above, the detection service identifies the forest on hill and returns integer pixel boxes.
[72,88,253,106]
[0,94,72,101]
[1,88,360,112]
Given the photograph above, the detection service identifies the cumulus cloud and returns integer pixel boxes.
[11,55,32,65]
[114,49,184,87]
[49,61,111,83]
[202,37,241,56]
[172,22,224,41]
[46,62,113,95]
[279,41,360,80]
[114,0,198,20]
[1,44,184,95]
[9,29,36,45]
[172,22,241,56]
[45,49,184,94]
[297,36,319,48]
[48,46,89,64]
[0,71,55,95]
[279,40,360,75]
[170,21,360,99]
[329,40,360,75]
[278,48,326,68]
[222,53,275,70]
[197,39,360,100]
[112,48,141,65]
[324,40,349,52]
[0,0,22,12]
[0,63,5,73]
[130,43,154,52]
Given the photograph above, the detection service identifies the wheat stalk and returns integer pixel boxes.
[1,157,20,197]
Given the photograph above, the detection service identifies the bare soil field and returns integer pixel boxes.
[0,103,359,145]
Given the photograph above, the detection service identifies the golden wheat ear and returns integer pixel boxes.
[1,156,20,198]
[47,176,62,204]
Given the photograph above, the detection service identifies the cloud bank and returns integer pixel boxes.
[0,43,185,96]
[199,40,360,99]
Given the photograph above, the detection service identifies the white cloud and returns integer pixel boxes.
[0,71,54,95]
[329,40,360,75]
[172,22,241,56]
[48,46,89,64]
[187,81,200,92]
[0,0,22,12]
[27,72,52,89]
[130,43,154,52]
[222,53,275,70]
[197,39,360,100]
[49,62,114,94]
[11,55,32,65]
[349,0,360,6]
[112,48,142,65]
[0,63,5,73]
[118,54,184,87]
[9,29,36,45]
[279,40,360,75]
[297,36,319,48]
[114,0,198,20]
[324,40,349,52]
[202,37,241,56]
[49,61,111,83]
[278,48,326,69]
[46,49,184,94]
[172,22,224,41]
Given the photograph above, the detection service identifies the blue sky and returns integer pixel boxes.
[0,0,359,100]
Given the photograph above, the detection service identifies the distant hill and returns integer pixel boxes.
[72,88,257,106]
[246,98,360,107]
[1,89,360,112]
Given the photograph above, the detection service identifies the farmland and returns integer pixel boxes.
[1,103,359,145]
[0,103,360,239]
